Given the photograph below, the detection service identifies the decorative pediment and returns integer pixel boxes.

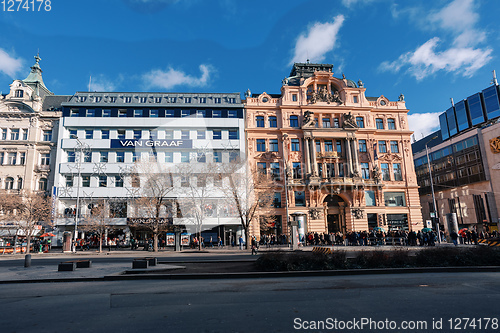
[378,153,402,162]
[0,101,36,115]
[258,151,279,161]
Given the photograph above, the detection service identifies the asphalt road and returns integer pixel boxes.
[1,272,499,333]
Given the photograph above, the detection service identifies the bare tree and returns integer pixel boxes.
[0,192,51,254]
[175,158,220,251]
[80,199,117,253]
[220,159,276,249]
[126,158,176,252]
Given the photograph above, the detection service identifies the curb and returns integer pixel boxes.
[1,266,499,284]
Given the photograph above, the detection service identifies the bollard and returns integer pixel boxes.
[24,254,31,268]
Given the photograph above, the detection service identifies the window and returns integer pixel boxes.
[101,130,109,139]
[256,116,264,127]
[269,139,278,152]
[315,141,321,152]
[0,152,3,164]
[387,118,396,130]
[197,175,206,187]
[133,130,142,139]
[393,163,402,181]
[118,110,127,117]
[69,129,77,138]
[165,130,173,139]
[291,139,300,151]
[270,162,280,180]
[5,177,14,190]
[132,152,139,162]
[294,191,305,207]
[85,130,93,139]
[19,152,25,165]
[338,163,345,177]
[99,176,107,187]
[324,140,333,152]
[70,109,79,117]
[181,131,190,140]
[197,153,206,163]
[165,110,174,117]
[43,130,52,142]
[8,153,17,165]
[117,130,125,139]
[365,190,376,206]
[67,151,75,163]
[322,118,331,128]
[256,139,266,152]
[214,97,221,104]
[376,118,384,129]
[116,151,124,163]
[10,129,19,140]
[212,110,222,118]
[65,176,73,187]
[184,97,191,104]
[95,97,101,103]
[269,116,277,127]
[86,109,95,117]
[213,151,221,163]
[257,162,267,174]
[353,96,358,103]
[378,141,387,153]
[292,162,301,179]
[164,152,173,163]
[40,153,50,165]
[229,129,238,140]
[181,110,190,117]
[150,109,158,117]
[212,130,221,140]
[326,163,335,177]
[110,201,127,218]
[197,130,205,139]
[1,129,6,140]
[290,115,299,127]
[181,152,190,163]
[82,176,90,187]
[38,178,48,191]
[102,109,111,117]
[229,151,239,162]
[333,118,340,128]
[356,117,364,128]
[336,141,342,154]
[359,139,367,152]
[381,163,390,181]
[384,192,406,207]
[22,129,28,140]
[83,151,92,163]
[115,176,123,187]
[15,90,23,98]
[292,94,297,102]
[390,141,399,153]
[17,178,22,190]
[124,97,132,103]
[140,97,147,103]
[361,162,370,179]
[196,110,206,118]
[228,110,238,118]
[100,152,108,163]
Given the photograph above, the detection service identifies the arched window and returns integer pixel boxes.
[5,177,14,190]
[17,178,23,190]
[38,178,48,191]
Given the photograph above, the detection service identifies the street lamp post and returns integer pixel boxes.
[425,138,442,243]
[70,134,83,252]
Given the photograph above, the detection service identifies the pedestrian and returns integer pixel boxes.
[450,231,459,246]
[239,236,244,250]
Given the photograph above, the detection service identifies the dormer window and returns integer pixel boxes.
[80,96,86,102]
[184,97,191,103]
[15,90,23,98]
[154,97,162,103]
[95,96,102,103]
[139,97,147,103]
[353,96,358,103]
[124,96,132,103]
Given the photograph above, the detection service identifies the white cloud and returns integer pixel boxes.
[143,64,213,90]
[342,0,373,8]
[408,112,441,139]
[289,15,345,65]
[381,0,492,80]
[0,49,23,78]
[89,75,117,92]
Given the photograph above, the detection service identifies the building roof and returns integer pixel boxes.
[285,62,358,88]
[22,54,53,98]
[42,95,71,111]
[411,130,443,154]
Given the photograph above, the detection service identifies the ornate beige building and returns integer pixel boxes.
[245,63,423,240]
[0,55,64,194]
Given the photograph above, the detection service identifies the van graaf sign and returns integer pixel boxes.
[110,139,192,149]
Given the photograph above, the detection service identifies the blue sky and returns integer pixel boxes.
[0,0,499,139]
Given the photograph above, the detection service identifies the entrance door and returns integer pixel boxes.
[327,214,340,233]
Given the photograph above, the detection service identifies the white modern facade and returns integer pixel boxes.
[53,91,246,243]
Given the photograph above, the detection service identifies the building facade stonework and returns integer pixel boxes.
[245,63,423,240]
